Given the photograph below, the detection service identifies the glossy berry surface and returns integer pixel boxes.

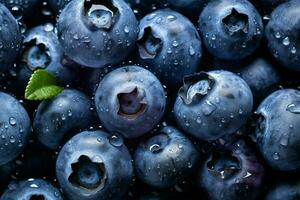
[174,70,253,141]
[56,130,133,200]
[95,65,166,138]
[15,25,75,93]
[0,0,300,199]
[0,179,64,200]
[33,89,96,150]
[0,92,31,165]
[134,126,200,188]
[265,0,300,71]
[0,3,21,72]
[198,140,264,200]
[57,0,139,68]
[199,0,263,60]
[255,89,300,171]
[135,9,202,87]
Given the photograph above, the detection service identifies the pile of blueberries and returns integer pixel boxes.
[1,0,300,199]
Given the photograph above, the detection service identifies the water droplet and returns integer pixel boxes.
[149,144,161,153]
[211,34,216,40]
[44,23,54,32]
[273,152,279,160]
[167,15,176,21]
[202,100,217,116]
[286,103,300,114]
[172,40,179,47]
[108,135,123,147]
[243,171,252,178]
[30,184,39,188]
[68,110,73,117]
[291,46,297,54]
[196,117,202,124]
[124,25,129,33]
[275,32,281,39]
[9,136,15,144]
[9,117,16,126]
[280,133,289,146]
[283,37,290,46]
[189,46,195,56]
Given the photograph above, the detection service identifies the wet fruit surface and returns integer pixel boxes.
[0,0,299,199]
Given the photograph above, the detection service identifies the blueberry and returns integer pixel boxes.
[199,0,263,60]
[163,0,206,19]
[235,58,280,103]
[0,3,21,72]
[265,0,300,71]
[47,0,71,13]
[174,70,253,141]
[0,162,15,188]
[255,89,300,171]
[15,25,75,93]
[33,89,96,150]
[0,92,31,165]
[0,0,40,19]
[95,65,166,138]
[249,0,287,14]
[265,182,300,200]
[125,0,159,19]
[56,130,133,200]
[57,0,138,68]
[198,140,264,200]
[135,9,202,88]
[134,126,199,188]
[0,179,64,200]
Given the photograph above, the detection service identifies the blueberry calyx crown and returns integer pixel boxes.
[117,86,147,119]
[84,0,118,30]
[29,195,45,200]
[137,27,162,59]
[178,72,215,105]
[222,8,249,36]
[21,39,51,71]
[207,151,241,180]
[68,155,107,190]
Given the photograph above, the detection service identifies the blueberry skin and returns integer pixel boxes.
[235,58,280,102]
[56,130,133,200]
[15,25,75,93]
[134,126,199,188]
[57,0,138,68]
[125,0,159,19]
[199,0,263,60]
[249,0,287,14]
[174,70,253,141]
[164,0,206,19]
[0,161,14,187]
[0,179,64,200]
[0,0,39,19]
[95,66,166,138]
[0,3,21,72]
[265,0,300,71]
[0,92,31,165]
[135,9,202,87]
[255,89,300,171]
[33,89,95,150]
[198,140,264,200]
[265,182,300,200]
[47,0,71,13]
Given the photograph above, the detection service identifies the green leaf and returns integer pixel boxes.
[25,69,64,100]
